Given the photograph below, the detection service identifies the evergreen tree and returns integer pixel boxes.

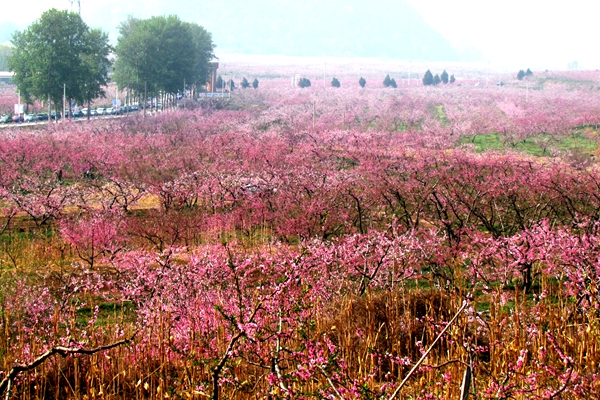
[383,74,392,87]
[390,78,397,88]
[450,74,455,83]
[441,70,449,84]
[433,74,441,86]
[241,77,250,88]
[216,75,223,89]
[252,78,259,89]
[525,68,533,76]
[359,77,366,88]
[422,69,434,86]
[298,78,311,88]
[331,77,340,88]
[517,70,525,80]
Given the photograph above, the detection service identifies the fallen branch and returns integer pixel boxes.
[388,302,468,400]
[318,365,344,400]
[0,331,138,397]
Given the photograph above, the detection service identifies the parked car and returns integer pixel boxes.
[24,114,39,122]
[106,107,114,115]
[96,108,105,115]
[0,115,11,124]
[38,113,49,121]
[50,111,61,120]
[90,109,98,116]
[72,110,83,118]
[12,115,23,123]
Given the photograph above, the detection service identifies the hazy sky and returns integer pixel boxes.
[1,0,596,70]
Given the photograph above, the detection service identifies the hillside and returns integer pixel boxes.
[90,0,474,61]
[0,1,479,63]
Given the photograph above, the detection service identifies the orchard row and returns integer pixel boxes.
[1,78,600,398]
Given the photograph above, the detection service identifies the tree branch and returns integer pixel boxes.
[388,301,467,400]
[0,331,138,397]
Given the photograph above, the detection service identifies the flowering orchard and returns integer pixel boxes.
[1,71,600,399]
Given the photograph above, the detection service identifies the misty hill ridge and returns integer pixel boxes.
[0,0,479,62]
[173,0,463,61]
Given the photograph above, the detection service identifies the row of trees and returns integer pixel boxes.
[240,77,259,89]
[2,78,600,396]
[517,68,534,80]
[8,9,215,113]
[288,73,465,90]
[423,69,455,85]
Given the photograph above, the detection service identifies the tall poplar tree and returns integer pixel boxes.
[114,15,215,98]
[9,9,111,111]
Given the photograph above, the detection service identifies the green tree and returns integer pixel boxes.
[389,78,397,88]
[517,70,525,80]
[383,74,392,87]
[359,77,366,88]
[422,70,434,86]
[441,70,449,84]
[298,78,311,88]
[182,22,215,88]
[433,74,441,86]
[79,28,111,118]
[450,74,455,83]
[217,75,224,89]
[9,9,110,112]
[241,77,250,88]
[0,44,12,71]
[525,68,533,77]
[331,77,340,88]
[252,78,259,89]
[114,15,214,99]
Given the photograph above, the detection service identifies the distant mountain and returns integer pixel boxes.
[0,22,19,44]
[165,0,466,61]
[0,0,480,62]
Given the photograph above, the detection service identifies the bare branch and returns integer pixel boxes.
[0,331,138,397]
[388,302,467,400]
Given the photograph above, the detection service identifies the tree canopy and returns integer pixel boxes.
[0,44,12,71]
[383,74,392,87]
[422,70,434,86]
[113,15,215,96]
[331,77,340,88]
[359,77,366,88]
[441,70,449,84]
[8,9,111,108]
[298,78,311,88]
